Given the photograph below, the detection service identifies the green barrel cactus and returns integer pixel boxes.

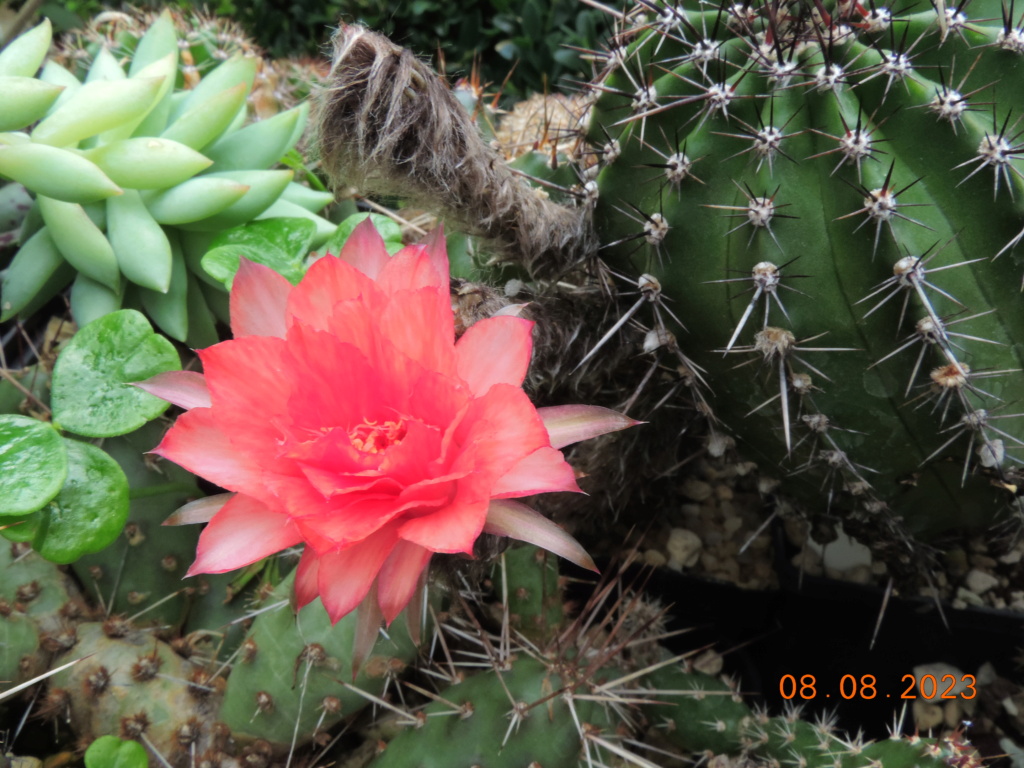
[579,0,1024,546]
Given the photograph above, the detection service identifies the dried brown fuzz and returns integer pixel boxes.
[240,636,258,663]
[177,717,203,747]
[120,711,151,739]
[40,625,78,654]
[240,740,273,768]
[254,690,274,713]
[131,650,162,681]
[84,665,111,698]
[317,25,594,273]
[36,687,72,723]
[103,614,134,638]
[15,580,40,603]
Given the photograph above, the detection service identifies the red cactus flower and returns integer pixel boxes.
[139,220,637,660]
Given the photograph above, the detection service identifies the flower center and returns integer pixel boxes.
[348,418,406,454]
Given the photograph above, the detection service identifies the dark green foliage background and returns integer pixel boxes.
[8,0,619,99]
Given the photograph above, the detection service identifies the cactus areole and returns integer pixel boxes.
[582,0,1024,541]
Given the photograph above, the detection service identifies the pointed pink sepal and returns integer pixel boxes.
[352,583,384,680]
[134,371,211,410]
[186,494,302,576]
[483,499,597,572]
[163,493,233,525]
[537,404,642,450]
[419,224,450,298]
[339,218,391,279]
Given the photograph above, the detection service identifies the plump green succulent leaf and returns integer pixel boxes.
[69,272,125,327]
[0,76,64,131]
[0,142,122,202]
[51,309,179,437]
[84,736,149,768]
[127,10,179,75]
[280,180,335,213]
[31,76,165,147]
[82,137,212,190]
[171,54,258,123]
[107,188,174,293]
[137,230,190,341]
[0,415,68,518]
[0,228,74,322]
[201,216,316,287]
[203,104,306,172]
[37,195,120,290]
[159,82,248,150]
[141,176,249,224]
[31,438,130,563]
[0,18,52,77]
[180,169,293,231]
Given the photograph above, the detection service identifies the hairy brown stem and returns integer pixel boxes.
[316,25,596,275]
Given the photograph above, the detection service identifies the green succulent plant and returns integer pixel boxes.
[0,13,334,347]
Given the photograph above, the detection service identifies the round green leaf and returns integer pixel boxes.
[0,414,68,517]
[32,439,129,564]
[200,216,315,288]
[51,309,180,437]
[85,736,149,768]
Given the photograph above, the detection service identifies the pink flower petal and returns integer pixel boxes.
[294,547,320,609]
[187,494,302,576]
[293,492,444,552]
[449,384,550,481]
[300,464,400,499]
[339,218,391,279]
[379,287,456,378]
[537,404,642,449]
[282,326,392,433]
[397,484,490,554]
[491,447,581,498]
[376,540,433,624]
[324,297,384,364]
[378,244,445,295]
[483,499,597,572]
[153,409,265,493]
[199,336,295,451]
[230,258,292,338]
[407,370,469,435]
[378,420,444,487]
[163,493,233,525]
[134,370,211,410]
[454,316,534,396]
[286,254,381,332]
[316,527,398,623]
